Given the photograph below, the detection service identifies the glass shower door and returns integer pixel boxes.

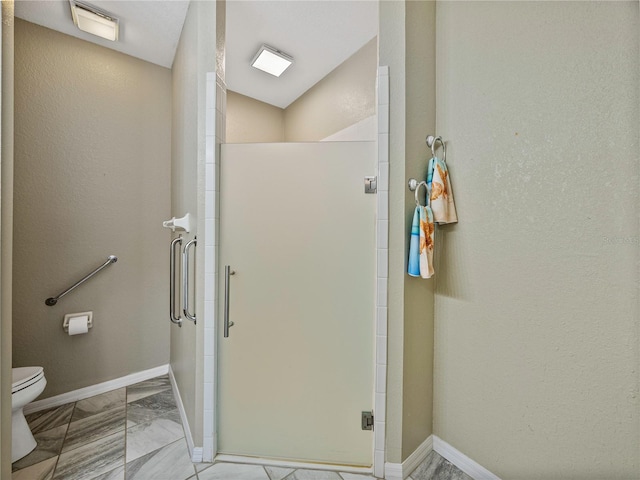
[218,141,376,467]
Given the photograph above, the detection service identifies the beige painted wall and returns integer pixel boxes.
[284,37,377,142]
[13,19,171,398]
[227,37,376,145]
[401,0,436,460]
[170,0,217,447]
[1,1,14,475]
[226,91,284,143]
[379,0,436,464]
[433,2,639,478]
[171,2,199,443]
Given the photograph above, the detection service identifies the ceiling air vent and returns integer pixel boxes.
[69,1,119,42]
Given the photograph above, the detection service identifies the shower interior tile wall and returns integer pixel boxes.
[374,65,390,479]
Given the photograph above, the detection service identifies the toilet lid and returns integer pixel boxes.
[12,366,44,393]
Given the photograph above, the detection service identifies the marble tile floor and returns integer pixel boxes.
[12,374,469,480]
[406,452,472,480]
[192,452,471,480]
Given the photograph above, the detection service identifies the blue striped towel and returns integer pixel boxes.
[408,207,421,277]
[408,205,435,278]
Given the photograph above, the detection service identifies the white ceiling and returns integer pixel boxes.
[226,1,378,108]
[14,1,190,68]
[14,0,378,108]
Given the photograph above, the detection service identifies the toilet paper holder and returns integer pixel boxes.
[63,311,93,333]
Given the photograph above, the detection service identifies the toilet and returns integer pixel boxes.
[12,366,46,463]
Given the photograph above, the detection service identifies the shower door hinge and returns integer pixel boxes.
[361,411,374,430]
[364,176,377,194]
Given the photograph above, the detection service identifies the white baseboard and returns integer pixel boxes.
[24,364,170,415]
[214,454,373,476]
[433,436,501,480]
[384,435,433,480]
[383,435,499,480]
[167,366,201,463]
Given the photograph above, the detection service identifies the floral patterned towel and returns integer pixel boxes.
[419,205,435,278]
[427,156,458,224]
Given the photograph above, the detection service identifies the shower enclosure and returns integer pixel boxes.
[216,141,377,466]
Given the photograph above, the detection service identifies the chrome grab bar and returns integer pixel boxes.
[170,236,183,326]
[45,255,118,306]
[224,265,235,337]
[183,238,197,323]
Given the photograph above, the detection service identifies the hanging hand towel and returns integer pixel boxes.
[419,205,435,278]
[428,157,458,224]
[408,207,421,277]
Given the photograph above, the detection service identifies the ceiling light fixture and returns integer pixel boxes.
[69,1,119,42]
[251,45,293,77]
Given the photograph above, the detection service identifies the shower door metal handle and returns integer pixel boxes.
[224,265,235,337]
[170,236,183,327]
[183,238,197,323]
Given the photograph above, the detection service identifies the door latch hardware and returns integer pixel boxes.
[364,176,377,194]
[361,411,374,430]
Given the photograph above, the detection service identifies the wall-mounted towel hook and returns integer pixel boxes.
[409,134,448,195]
[414,181,429,207]
[408,178,430,207]
[163,213,191,233]
[426,135,446,163]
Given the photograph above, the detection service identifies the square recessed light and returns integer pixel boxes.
[251,45,293,77]
[70,1,119,42]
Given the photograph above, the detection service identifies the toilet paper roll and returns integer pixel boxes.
[68,316,89,336]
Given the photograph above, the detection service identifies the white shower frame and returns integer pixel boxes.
[200,66,390,478]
